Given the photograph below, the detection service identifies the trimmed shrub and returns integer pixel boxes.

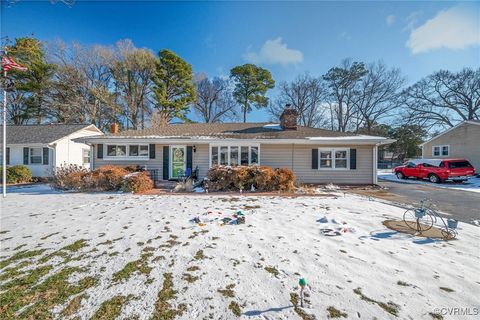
[89,165,128,191]
[0,165,33,184]
[207,165,296,192]
[121,172,154,193]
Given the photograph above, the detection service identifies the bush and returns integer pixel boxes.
[121,172,154,193]
[52,165,153,193]
[51,164,89,191]
[0,165,33,184]
[207,165,296,192]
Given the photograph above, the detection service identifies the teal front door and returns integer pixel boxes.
[170,146,186,179]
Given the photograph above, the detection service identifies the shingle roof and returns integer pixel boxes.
[1,124,96,144]
[109,122,357,139]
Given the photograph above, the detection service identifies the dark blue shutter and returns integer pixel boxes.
[149,144,156,159]
[6,147,9,165]
[23,147,29,165]
[97,144,103,159]
[43,148,49,165]
[163,146,169,180]
[186,146,193,172]
[350,149,357,170]
[312,149,318,169]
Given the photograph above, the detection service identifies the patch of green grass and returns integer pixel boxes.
[264,266,279,277]
[0,266,96,320]
[228,301,242,317]
[0,260,31,281]
[290,293,315,320]
[397,281,411,287]
[194,250,206,260]
[327,306,347,318]
[339,249,347,254]
[61,293,88,318]
[112,252,153,283]
[218,284,236,298]
[182,273,199,283]
[353,288,399,317]
[62,239,88,252]
[439,287,454,292]
[13,244,27,251]
[151,273,187,319]
[243,204,261,209]
[0,249,46,269]
[0,230,9,234]
[159,235,181,248]
[40,232,60,240]
[186,266,200,272]
[429,312,444,320]
[91,295,134,320]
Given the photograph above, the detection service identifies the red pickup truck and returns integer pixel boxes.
[393,159,475,183]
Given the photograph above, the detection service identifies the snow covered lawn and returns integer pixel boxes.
[378,170,480,194]
[1,185,479,319]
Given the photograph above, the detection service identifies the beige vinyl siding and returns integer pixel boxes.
[261,144,374,184]
[422,123,480,171]
[93,144,164,178]
[193,144,210,178]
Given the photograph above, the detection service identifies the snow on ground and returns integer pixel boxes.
[378,170,480,193]
[1,185,479,319]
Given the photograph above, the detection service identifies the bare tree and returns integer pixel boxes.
[323,59,367,132]
[269,73,329,127]
[401,68,480,130]
[353,61,405,134]
[47,40,118,129]
[110,39,156,129]
[193,75,237,123]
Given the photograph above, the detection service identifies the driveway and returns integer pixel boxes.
[376,181,480,225]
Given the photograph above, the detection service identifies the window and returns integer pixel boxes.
[432,145,448,157]
[106,145,148,157]
[318,148,349,169]
[30,148,42,164]
[83,148,91,164]
[210,145,260,166]
[448,161,472,169]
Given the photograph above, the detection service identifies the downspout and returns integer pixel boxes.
[47,143,56,177]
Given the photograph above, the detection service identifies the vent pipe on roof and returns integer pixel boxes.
[280,104,298,130]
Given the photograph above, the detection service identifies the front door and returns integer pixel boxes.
[170,146,186,179]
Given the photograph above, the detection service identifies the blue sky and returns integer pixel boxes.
[1,0,479,122]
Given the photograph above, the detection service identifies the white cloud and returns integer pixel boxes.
[406,5,480,54]
[403,11,422,32]
[243,37,303,65]
[386,14,395,26]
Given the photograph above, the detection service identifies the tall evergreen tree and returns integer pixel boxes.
[230,64,275,122]
[151,49,195,125]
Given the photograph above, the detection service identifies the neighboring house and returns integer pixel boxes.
[420,120,480,172]
[1,124,103,177]
[76,107,394,185]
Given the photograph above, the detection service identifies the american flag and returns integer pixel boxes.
[2,56,28,72]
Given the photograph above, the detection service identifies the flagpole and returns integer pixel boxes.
[2,68,6,198]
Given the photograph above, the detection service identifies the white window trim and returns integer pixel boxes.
[29,147,43,165]
[432,145,449,157]
[208,143,260,167]
[169,145,187,179]
[317,148,350,170]
[104,144,150,160]
[82,148,91,165]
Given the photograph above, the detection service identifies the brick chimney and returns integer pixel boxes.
[280,104,298,130]
[109,122,119,134]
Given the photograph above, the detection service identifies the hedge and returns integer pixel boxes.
[0,165,33,184]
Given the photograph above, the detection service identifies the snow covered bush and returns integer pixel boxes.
[52,165,150,192]
[0,165,33,184]
[207,165,295,192]
[121,172,154,193]
[52,164,89,190]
